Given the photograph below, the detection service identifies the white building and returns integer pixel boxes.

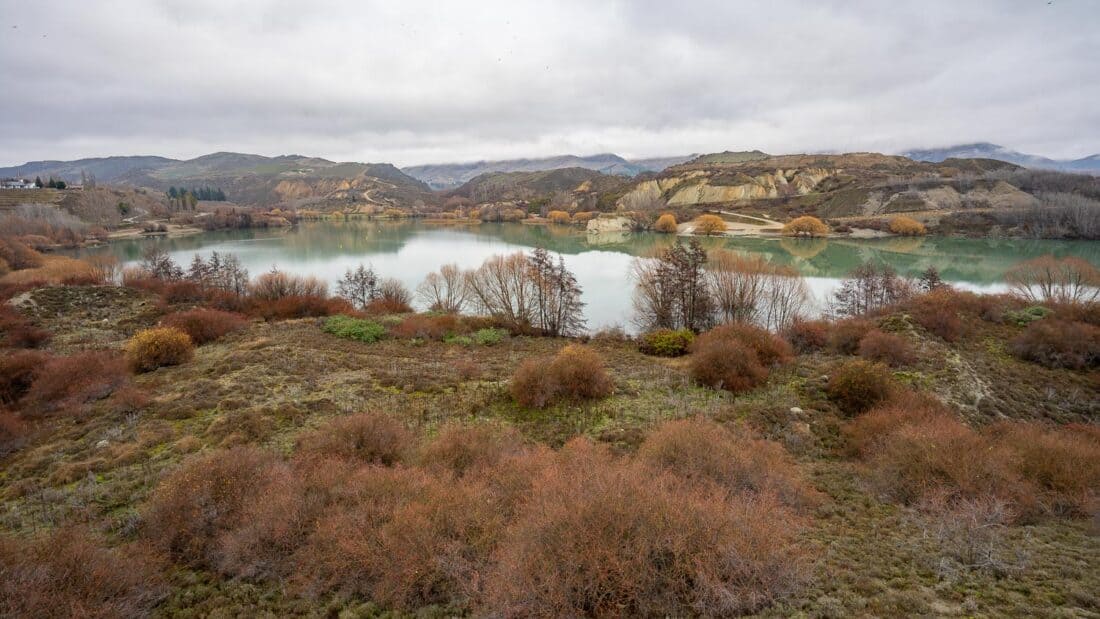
[0,179,37,189]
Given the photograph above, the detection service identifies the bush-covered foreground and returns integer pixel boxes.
[1,253,1099,616]
[142,418,813,616]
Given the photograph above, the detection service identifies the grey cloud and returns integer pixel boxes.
[0,0,1097,166]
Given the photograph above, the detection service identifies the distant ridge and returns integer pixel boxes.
[402,153,695,190]
[901,142,1100,173]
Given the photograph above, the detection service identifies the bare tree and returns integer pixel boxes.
[416,263,469,313]
[632,239,713,332]
[528,247,586,336]
[465,252,536,327]
[140,246,183,280]
[336,263,380,309]
[706,251,809,330]
[830,262,913,317]
[707,251,768,324]
[1005,255,1100,305]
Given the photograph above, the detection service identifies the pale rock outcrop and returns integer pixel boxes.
[665,168,834,206]
[586,215,633,234]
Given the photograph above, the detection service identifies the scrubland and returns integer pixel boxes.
[0,238,1097,618]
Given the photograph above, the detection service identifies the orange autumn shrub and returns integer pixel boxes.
[126,327,194,372]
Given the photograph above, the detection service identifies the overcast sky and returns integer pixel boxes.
[1,0,1097,166]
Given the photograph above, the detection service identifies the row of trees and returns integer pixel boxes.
[33,176,67,189]
[167,186,227,201]
[140,248,249,294]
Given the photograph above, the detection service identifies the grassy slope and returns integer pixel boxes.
[1,285,1097,616]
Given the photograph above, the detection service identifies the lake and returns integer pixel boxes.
[79,221,1100,331]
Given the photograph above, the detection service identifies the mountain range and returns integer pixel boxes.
[401,153,695,190]
[901,143,1100,173]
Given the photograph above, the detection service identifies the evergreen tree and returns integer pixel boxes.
[34,176,43,188]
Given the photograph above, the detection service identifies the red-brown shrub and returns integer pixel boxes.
[215,457,353,581]
[296,412,413,465]
[637,418,820,511]
[0,279,46,301]
[510,358,558,408]
[689,338,768,393]
[250,294,354,321]
[161,308,248,345]
[160,280,205,304]
[548,344,614,401]
[695,322,793,366]
[0,305,50,348]
[858,413,1016,507]
[484,439,809,616]
[249,270,327,301]
[842,390,953,458]
[510,345,613,408]
[828,318,875,355]
[4,324,51,348]
[0,409,29,457]
[125,327,194,372]
[0,350,49,406]
[1008,319,1100,369]
[858,329,917,366]
[391,313,461,340]
[144,446,284,566]
[826,359,894,416]
[989,422,1100,518]
[0,527,166,618]
[24,351,129,417]
[908,288,964,341]
[365,297,414,315]
[0,236,43,271]
[418,422,527,477]
[844,396,1099,521]
[784,319,830,353]
[291,465,498,610]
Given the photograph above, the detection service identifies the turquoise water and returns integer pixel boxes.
[80,221,1100,330]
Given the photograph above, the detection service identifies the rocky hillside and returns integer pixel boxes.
[403,153,693,190]
[615,152,1038,218]
[113,153,434,208]
[1,152,436,209]
[448,167,630,208]
[0,155,176,184]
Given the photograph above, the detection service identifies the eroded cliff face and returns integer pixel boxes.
[858,180,1038,216]
[274,178,367,202]
[619,168,835,207]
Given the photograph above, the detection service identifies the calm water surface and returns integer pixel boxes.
[80,221,1100,331]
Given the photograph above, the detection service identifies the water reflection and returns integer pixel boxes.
[78,221,1100,330]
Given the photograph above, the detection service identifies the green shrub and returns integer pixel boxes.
[638,329,694,357]
[473,328,506,346]
[444,334,474,346]
[322,315,386,343]
[1004,306,1052,326]
[826,359,894,416]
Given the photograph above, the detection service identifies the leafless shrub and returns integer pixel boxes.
[917,492,1028,577]
[1005,255,1100,305]
[465,252,535,327]
[417,263,469,313]
[829,262,914,317]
